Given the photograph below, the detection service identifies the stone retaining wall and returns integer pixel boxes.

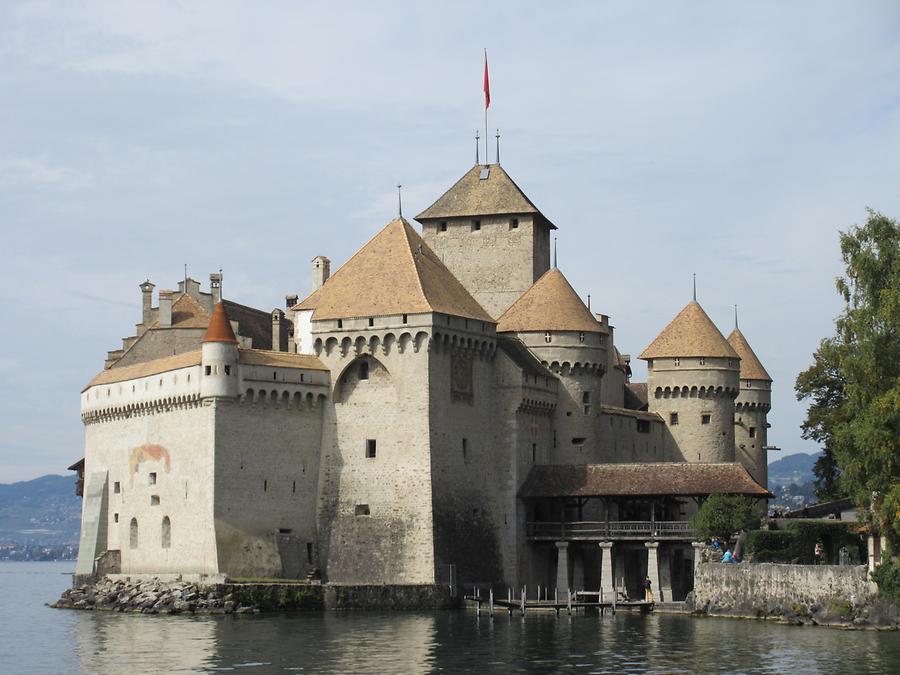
[690,562,898,627]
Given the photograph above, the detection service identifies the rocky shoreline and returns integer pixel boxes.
[51,578,260,615]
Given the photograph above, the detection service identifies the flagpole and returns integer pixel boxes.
[484,49,489,165]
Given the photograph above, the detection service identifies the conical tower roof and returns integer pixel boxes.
[415,164,556,229]
[727,328,772,381]
[497,268,600,333]
[639,301,739,360]
[311,218,493,322]
[203,302,238,344]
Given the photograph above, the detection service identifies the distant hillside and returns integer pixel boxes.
[768,451,821,489]
[0,474,81,545]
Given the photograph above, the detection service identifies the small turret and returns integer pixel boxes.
[727,323,773,487]
[641,301,740,464]
[200,302,239,399]
[139,280,155,327]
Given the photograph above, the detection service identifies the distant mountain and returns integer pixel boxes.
[0,474,81,546]
[768,451,821,490]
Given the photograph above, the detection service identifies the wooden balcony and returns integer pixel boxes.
[526,520,695,542]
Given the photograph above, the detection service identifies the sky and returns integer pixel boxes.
[1,1,899,482]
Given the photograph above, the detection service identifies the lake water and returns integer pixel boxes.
[2,562,897,674]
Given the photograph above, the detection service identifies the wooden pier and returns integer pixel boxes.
[464,587,653,617]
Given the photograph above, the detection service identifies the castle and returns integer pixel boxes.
[74,160,772,601]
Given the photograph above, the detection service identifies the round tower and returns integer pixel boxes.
[200,302,239,399]
[497,269,608,463]
[640,301,740,464]
[727,324,772,487]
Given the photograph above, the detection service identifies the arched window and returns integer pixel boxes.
[161,516,171,549]
[129,518,138,549]
[359,360,370,380]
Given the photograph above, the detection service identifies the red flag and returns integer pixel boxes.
[483,50,490,109]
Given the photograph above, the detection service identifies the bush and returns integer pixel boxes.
[785,521,863,564]
[746,531,798,562]
[872,557,900,603]
[690,493,761,542]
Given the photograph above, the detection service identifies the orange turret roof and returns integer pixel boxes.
[497,268,601,333]
[727,328,772,381]
[309,218,493,322]
[202,302,238,344]
[639,301,739,360]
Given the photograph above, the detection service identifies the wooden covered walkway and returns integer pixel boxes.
[465,587,653,617]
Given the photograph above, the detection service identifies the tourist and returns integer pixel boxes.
[643,576,653,602]
[722,548,734,563]
[814,541,824,565]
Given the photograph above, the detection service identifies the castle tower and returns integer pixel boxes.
[416,164,556,319]
[497,268,608,463]
[200,302,239,399]
[640,301,740,463]
[727,325,773,487]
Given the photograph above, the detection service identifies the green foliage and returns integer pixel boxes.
[795,210,900,549]
[690,493,761,542]
[871,557,900,603]
[746,521,864,564]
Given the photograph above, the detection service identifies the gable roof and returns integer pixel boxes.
[497,268,600,333]
[639,301,739,360]
[727,328,772,382]
[203,302,238,344]
[292,285,323,311]
[519,462,771,498]
[415,164,556,229]
[311,218,493,322]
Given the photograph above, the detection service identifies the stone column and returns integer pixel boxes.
[645,541,660,602]
[692,541,705,575]
[555,541,570,592]
[599,541,614,601]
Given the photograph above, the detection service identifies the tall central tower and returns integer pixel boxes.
[416,163,555,319]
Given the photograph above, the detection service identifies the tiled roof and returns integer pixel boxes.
[238,349,328,371]
[311,218,493,322]
[599,405,663,422]
[84,350,202,390]
[222,300,272,350]
[519,462,771,498]
[624,383,648,410]
[497,268,600,333]
[203,302,238,344]
[496,336,557,379]
[170,293,209,328]
[415,163,556,229]
[292,286,323,311]
[727,328,772,382]
[639,301,739,360]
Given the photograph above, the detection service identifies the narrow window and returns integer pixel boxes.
[359,360,369,380]
[701,414,711,425]
[355,504,370,516]
[161,516,171,548]
[402,314,408,324]
[674,358,680,367]
[337,319,343,329]
[114,481,121,494]
[509,218,519,229]
[637,420,650,434]
[572,437,586,446]
[439,221,448,232]
[148,472,157,486]
[278,528,293,534]
[670,412,679,426]
[264,479,268,491]
[224,365,231,375]
[150,495,160,506]
[446,316,451,326]
[599,334,606,345]
[129,518,138,549]
[366,439,377,458]
[472,220,481,231]
[579,332,585,343]
[544,331,552,343]
[300,373,305,382]
[273,371,277,380]
[749,427,756,438]
[553,430,557,448]
[699,357,706,366]
[647,359,653,370]
[531,443,536,463]
[745,380,751,389]
[292,480,296,493]
[114,513,119,523]
[306,542,314,563]
[582,391,591,403]
[462,438,468,460]
[205,365,212,375]
[368,317,374,327]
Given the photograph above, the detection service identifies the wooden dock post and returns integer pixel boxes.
[567,588,572,616]
[521,587,526,616]
[489,587,494,617]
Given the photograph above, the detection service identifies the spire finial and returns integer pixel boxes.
[553,236,558,269]
[397,184,403,217]
[734,304,739,330]
[495,129,500,165]
[475,130,480,164]
[184,263,188,291]
[692,273,697,301]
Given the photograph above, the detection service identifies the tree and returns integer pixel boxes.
[690,493,761,542]
[796,210,900,550]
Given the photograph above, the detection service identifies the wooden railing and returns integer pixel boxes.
[526,520,695,541]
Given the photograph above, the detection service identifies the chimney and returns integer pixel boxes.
[140,280,155,326]
[285,294,298,309]
[312,256,331,291]
[210,272,222,305]
[272,309,284,351]
[159,290,174,327]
